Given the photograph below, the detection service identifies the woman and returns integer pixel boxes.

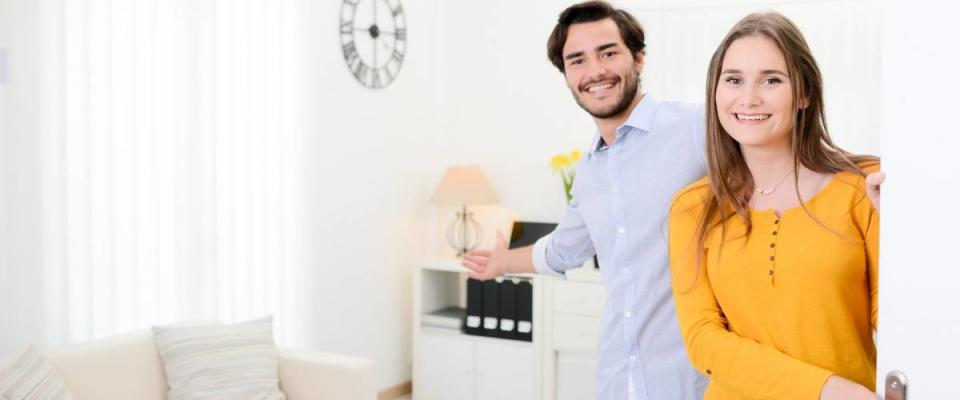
[668,12,882,400]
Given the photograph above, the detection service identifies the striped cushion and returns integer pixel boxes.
[152,316,286,400]
[0,347,72,400]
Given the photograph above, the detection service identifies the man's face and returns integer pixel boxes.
[561,18,643,120]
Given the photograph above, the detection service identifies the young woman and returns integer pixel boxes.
[668,12,882,400]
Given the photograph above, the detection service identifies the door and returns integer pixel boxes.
[876,0,960,398]
[418,331,475,400]
[475,340,534,400]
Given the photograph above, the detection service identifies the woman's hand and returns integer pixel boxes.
[820,375,879,400]
[866,171,885,211]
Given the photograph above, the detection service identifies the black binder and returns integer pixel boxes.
[516,280,533,341]
[463,278,484,335]
[482,280,500,337]
[497,280,517,339]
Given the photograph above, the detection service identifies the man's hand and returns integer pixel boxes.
[820,375,879,400]
[462,231,510,280]
[866,171,885,211]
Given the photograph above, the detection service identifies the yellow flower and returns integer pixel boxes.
[551,154,571,172]
[570,149,582,162]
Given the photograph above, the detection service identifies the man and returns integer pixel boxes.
[462,1,708,399]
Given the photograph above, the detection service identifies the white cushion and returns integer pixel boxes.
[45,331,167,400]
[0,347,72,400]
[152,316,286,400]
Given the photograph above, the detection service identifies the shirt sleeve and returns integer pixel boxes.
[668,192,834,399]
[531,166,595,278]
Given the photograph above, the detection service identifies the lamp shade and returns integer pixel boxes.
[430,165,498,206]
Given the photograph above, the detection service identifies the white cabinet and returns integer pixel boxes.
[475,338,535,400]
[555,352,598,400]
[412,259,542,400]
[418,331,475,400]
[542,267,605,400]
[412,258,604,400]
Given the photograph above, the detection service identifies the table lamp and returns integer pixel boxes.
[430,165,498,256]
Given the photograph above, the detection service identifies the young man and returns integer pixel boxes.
[462,2,707,399]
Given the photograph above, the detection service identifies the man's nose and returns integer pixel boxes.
[586,58,608,80]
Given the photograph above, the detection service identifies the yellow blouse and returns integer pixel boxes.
[668,170,879,399]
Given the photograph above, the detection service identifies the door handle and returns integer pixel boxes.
[885,370,908,400]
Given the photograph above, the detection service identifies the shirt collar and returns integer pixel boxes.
[587,93,660,156]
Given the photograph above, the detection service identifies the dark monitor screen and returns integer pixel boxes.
[508,221,557,249]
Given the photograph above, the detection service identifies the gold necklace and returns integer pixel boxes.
[755,170,793,196]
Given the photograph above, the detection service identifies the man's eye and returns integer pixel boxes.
[602,52,616,58]
[569,59,584,66]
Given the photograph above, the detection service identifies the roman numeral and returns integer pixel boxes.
[371,70,383,89]
[385,66,396,83]
[353,62,369,84]
[394,28,406,41]
[392,49,404,63]
[340,20,353,35]
[342,41,359,68]
[391,3,403,17]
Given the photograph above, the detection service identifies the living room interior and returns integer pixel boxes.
[5,0,957,399]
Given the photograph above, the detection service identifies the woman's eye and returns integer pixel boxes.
[763,77,782,85]
[724,77,741,85]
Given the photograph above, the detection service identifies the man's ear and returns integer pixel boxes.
[634,51,645,74]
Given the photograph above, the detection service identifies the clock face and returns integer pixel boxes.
[339,0,407,89]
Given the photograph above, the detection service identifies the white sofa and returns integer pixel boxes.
[2,330,376,400]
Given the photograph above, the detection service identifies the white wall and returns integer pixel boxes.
[0,0,882,392]
[430,0,881,254]
[0,0,48,357]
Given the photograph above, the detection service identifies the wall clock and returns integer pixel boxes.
[339,0,407,89]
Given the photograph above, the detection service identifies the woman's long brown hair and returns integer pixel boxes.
[687,12,878,277]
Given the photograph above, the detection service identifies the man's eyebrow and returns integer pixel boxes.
[596,43,618,52]
[564,43,620,61]
[564,51,585,61]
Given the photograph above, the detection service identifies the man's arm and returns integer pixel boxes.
[462,232,535,280]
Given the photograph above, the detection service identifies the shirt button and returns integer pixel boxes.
[774,219,780,224]
[618,227,626,234]
[630,355,637,362]
[769,255,775,261]
[706,369,712,375]
[624,311,632,318]
[772,231,778,236]
[770,243,775,248]
[768,270,774,276]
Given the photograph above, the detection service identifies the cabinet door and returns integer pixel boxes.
[556,352,597,400]
[475,340,534,400]
[419,331,475,400]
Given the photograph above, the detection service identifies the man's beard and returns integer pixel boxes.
[573,74,639,119]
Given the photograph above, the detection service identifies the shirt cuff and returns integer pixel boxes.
[532,234,566,278]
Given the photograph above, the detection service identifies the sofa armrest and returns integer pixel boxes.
[277,347,376,400]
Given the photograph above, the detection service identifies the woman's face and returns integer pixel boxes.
[715,35,797,150]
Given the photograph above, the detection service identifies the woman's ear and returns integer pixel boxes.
[799,96,810,109]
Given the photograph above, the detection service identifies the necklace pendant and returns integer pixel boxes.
[756,188,775,196]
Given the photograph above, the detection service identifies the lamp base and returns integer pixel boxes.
[445,206,483,257]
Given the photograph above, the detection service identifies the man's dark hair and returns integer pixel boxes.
[546,1,646,73]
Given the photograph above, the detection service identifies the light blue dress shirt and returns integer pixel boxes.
[533,94,709,400]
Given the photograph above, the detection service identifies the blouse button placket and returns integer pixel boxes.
[768,218,781,285]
